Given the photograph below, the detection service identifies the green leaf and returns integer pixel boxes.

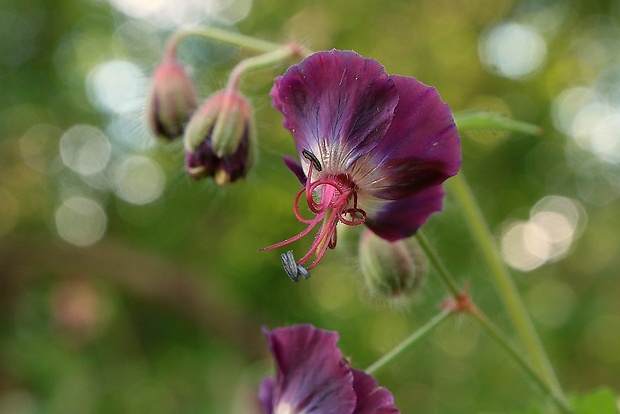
[454,110,543,137]
[572,388,619,414]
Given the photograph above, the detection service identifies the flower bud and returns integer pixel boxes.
[146,58,198,140]
[184,90,256,185]
[358,229,427,299]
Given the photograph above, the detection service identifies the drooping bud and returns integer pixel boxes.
[184,89,256,185]
[146,58,198,140]
[358,229,427,299]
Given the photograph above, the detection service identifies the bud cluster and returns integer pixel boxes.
[146,46,256,185]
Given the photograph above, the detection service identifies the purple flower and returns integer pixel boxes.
[259,324,399,414]
[261,50,461,272]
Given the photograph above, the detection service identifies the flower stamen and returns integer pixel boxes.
[261,157,367,274]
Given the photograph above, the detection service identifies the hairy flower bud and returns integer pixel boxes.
[358,229,427,299]
[184,90,256,185]
[146,59,198,140]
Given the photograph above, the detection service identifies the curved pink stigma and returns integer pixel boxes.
[261,160,366,270]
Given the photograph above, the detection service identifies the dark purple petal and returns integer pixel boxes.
[375,75,461,171]
[186,137,218,179]
[270,50,398,171]
[365,186,445,241]
[258,377,275,413]
[367,157,453,200]
[262,324,356,414]
[185,122,252,183]
[282,155,307,185]
[369,75,461,199]
[351,369,400,414]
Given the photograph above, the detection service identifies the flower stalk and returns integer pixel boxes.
[467,305,573,414]
[415,230,461,298]
[413,228,574,413]
[165,26,284,56]
[226,43,311,91]
[365,308,454,376]
[450,110,566,400]
[447,172,564,396]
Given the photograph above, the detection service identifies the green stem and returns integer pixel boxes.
[416,217,573,412]
[468,306,573,414]
[415,231,461,299]
[447,173,565,396]
[226,43,310,90]
[365,308,453,375]
[166,27,283,57]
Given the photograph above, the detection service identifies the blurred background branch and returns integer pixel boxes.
[0,235,264,358]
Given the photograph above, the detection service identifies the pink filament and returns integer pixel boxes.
[261,161,366,269]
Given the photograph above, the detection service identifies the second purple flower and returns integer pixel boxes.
[259,324,399,414]
[262,49,461,273]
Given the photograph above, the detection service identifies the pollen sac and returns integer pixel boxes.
[146,59,198,140]
[296,264,311,279]
[281,251,299,282]
[184,89,257,185]
[302,149,322,171]
[358,229,427,299]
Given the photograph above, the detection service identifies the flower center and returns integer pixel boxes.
[261,159,367,272]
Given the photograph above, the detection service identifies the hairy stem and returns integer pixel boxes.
[447,173,566,397]
[166,27,282,56]
[365,308,454,375]
[415,231,461,298]
[467,305,573,414]
[227,43,311,90]
[415,221,574,413]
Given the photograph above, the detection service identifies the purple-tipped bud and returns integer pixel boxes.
[184,90,256,185]
[146,59,198,140]
[358,229,427,299]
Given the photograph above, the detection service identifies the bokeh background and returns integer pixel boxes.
[1,0,619,412]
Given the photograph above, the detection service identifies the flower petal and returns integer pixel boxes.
[263,324,356,414]
[282,155,307,185]
[376,75,461,171]
[351,369,400,414]
[368,75,461,200]
[270,50,398,172]
[365,185,445,241]
[258,377,275,414]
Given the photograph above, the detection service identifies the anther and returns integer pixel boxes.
[302,149,322,171]
[296,264,310,279]
[281,250,299,282]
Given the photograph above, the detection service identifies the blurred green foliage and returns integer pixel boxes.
[1,0,619,413]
